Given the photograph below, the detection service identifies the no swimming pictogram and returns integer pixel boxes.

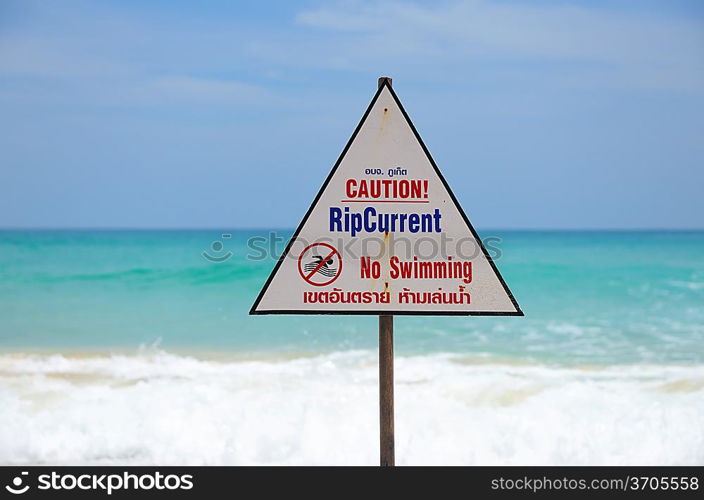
[297,242,342,287]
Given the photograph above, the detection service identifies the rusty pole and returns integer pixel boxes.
[379,314,394,466]
[377,76,395,467]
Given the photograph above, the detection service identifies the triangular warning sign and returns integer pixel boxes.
[251,80,522,315]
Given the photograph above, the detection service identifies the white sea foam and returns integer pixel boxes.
[0,350,703,465]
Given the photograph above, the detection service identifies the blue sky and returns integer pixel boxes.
[1,0,702,229]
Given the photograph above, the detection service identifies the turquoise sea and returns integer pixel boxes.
[2,230,702,362]
[1,230,703,465]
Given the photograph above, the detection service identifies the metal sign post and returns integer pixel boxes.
[379,313,394,466]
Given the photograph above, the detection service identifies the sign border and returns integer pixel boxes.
[249,80,523,316]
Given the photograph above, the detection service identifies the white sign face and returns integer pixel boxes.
[251,81,522,315]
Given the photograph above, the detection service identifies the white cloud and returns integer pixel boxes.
[0,37,134,78]
[292,0,704,91]
[150,76,269,103]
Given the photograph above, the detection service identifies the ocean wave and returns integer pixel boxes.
[1,350,702,465]
[13,264,263,287]
[668,280,704,292]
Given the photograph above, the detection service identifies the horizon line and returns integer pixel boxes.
[0,227,703,232]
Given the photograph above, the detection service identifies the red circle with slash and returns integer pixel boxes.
[297,242,342,287]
